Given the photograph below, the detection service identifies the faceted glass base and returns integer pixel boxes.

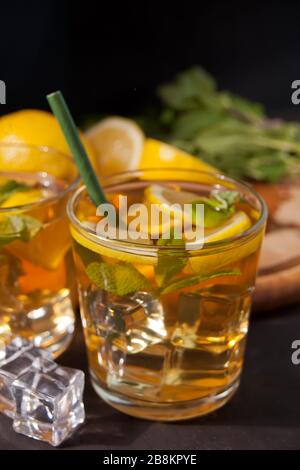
[91,371,240,421]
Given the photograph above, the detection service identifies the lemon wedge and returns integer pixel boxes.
[85,116,217,180]
[140,138,216,180]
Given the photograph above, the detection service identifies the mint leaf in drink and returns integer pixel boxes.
[107,263,151,295]
[159,269,240,295]
[0,180,30,206]
[155,236,187,287]
[86,262,116,292]
[0,217,23,246]
[86,261,151,296]
[18,216,42,242]
[0,215,42,247]
[212,190,239,208]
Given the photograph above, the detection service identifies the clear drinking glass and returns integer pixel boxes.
[0,143,79,357]
[68,169,267,421]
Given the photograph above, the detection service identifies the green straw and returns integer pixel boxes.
[46,90,107,206]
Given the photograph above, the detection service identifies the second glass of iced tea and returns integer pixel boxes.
[68,169,267,421]
[0,143,79,357]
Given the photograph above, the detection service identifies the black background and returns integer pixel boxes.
[1,0,300,120]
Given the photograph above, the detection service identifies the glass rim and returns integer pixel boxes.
[0,143,80,213]
[67,168,268,255]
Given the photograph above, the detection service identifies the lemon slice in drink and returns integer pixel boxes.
[0,188,45,208]
[144,183,198,235]
[145,184,198,207]
[70,207,259,276]
[144,183,252,244]
[144,184,251,238]
[71,181,258,275]
[70,225,156,266]
[190,211,251,246]
[144,183,260,274]
[184,211,258,274]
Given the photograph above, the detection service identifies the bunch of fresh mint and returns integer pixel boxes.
[137,67,300,182]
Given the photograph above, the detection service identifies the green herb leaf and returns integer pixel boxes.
[159,269,240,295]
[0,180,30,206]
[155,236,187,287]
[158,66,220,112]
[191,190,239,228]
[220,91,264,122]
[137,66,300,182]
[212,190,239,208]
[0,215,42,247]
[86,261,151,296]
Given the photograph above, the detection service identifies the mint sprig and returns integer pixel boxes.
[0,215,42,247]
[86,261,151,296]
[137,66,300,182]
[0,180,30,206]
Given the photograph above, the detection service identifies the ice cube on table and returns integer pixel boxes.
[0,336,51,366]
[0,337,32,365]
[0,355,38,418]
[12,359,85,447]
[0,339,51,418]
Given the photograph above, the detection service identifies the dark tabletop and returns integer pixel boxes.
[1,305,300,451]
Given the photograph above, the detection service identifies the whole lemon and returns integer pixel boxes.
[0,109,96,177]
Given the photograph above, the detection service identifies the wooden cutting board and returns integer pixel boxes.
[252,179,300,312]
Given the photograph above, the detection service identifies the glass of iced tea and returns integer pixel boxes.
[68,169,267,421]
[0,143,79,357]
